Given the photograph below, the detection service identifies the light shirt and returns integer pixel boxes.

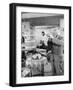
[41,35,48,46]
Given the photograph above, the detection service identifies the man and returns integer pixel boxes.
[37,31,47,49]
[47,37,53,53]
[41,31,48,46]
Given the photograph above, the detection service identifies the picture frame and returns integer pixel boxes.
[9,3,71,87]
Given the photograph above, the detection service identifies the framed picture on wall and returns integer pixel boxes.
[9,3,71,87]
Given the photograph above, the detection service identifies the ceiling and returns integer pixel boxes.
[21,13,64,19]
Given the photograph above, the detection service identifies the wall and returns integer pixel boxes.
[60,18,64,28]
[22,15,64,46]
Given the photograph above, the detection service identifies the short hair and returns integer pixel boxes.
[42,31,45,34]
[42,31,45,36]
